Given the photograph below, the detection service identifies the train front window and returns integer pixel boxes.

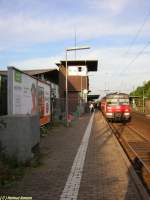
[119,99,129,105]
[107,99,129,106]
[107,102,119,106]
[107,99,119,106]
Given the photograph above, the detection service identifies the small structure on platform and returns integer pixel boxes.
[129,95,142,112]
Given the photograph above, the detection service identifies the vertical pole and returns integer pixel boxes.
[65,51,69,126]
[143,88,145,113]
[105,73,107,93]
[74,30,77,60]
[86,76,88,102]
[80,75,82,115]
[7,67,14,115]
[81,75,82,98]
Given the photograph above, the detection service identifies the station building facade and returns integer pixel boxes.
[56,60,98,114]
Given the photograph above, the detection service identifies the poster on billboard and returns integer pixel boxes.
[38,81,50,125]
[11,68,38,115]
[8,67,51,126]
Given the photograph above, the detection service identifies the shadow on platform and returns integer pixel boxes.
[124,157,147,200]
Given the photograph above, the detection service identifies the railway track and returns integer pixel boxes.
[107,120,150,194]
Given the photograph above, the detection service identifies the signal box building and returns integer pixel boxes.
[56,60,98,113]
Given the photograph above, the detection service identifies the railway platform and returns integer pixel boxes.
[0,112,149,200]
[77,112,147,200]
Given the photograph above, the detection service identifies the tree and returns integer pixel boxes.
[130,80,150,99]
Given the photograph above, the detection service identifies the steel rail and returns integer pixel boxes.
[126,125,150,143]
[108,122,150,174]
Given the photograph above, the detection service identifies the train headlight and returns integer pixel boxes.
[107,106,112,112]
[124,113,130,115]
[106,112,113,116]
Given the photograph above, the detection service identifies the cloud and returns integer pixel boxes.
[86,0,128,15]
[0,0,148,52]
[0,0,149,52]
[0,12,150,53]
[9,44,150,94]
[0,0,149,95]
[9,55,63,70]
[0,16,71,44]
[82,45,150,93]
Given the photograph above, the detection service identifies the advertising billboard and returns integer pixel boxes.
[8,67,51,125]
[12,69,37,115]
[38,81,50,125]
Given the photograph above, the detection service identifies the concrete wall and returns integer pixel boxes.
[0,114,40,163]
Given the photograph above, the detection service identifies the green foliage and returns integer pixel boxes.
[0,143,42,187]
[0,155,25,187]
[130,80,150,98]
[40,123,51,137]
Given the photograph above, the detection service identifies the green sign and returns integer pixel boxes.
[15,70,22,83]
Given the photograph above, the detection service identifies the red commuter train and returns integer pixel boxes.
[100,92,131,122]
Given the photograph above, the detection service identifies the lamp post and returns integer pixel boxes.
[65,46,90,126]
[143,87,145,113]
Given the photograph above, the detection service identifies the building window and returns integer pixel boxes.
[78,67,82,72]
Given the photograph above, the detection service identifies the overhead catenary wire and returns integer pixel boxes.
[125,41,150,70]
[95,9,150,94]
[118,7,150,77]
[123,9,150,56]
[104,8,150,94]
[118,41,150,93]
[119,41,150,76]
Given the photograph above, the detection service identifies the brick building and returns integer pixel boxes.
[56,60,98,114]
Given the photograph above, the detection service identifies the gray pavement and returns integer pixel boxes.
[0,112,146,200]
[78,112,143,200]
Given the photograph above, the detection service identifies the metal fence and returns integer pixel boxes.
[52,97,88,122]
[0,75,7,116]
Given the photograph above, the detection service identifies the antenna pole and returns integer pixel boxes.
[74,29,77,60]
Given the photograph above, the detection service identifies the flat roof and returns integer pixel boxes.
[24,68,58,76]
[56,60,98,71]
[0,68,59,84]
[0,68,58,76]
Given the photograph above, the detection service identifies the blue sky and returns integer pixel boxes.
[0,0,150,95]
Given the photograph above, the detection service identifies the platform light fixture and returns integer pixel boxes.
[65,46,91,127]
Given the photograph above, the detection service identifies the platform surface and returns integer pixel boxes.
[0,112,145,200]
